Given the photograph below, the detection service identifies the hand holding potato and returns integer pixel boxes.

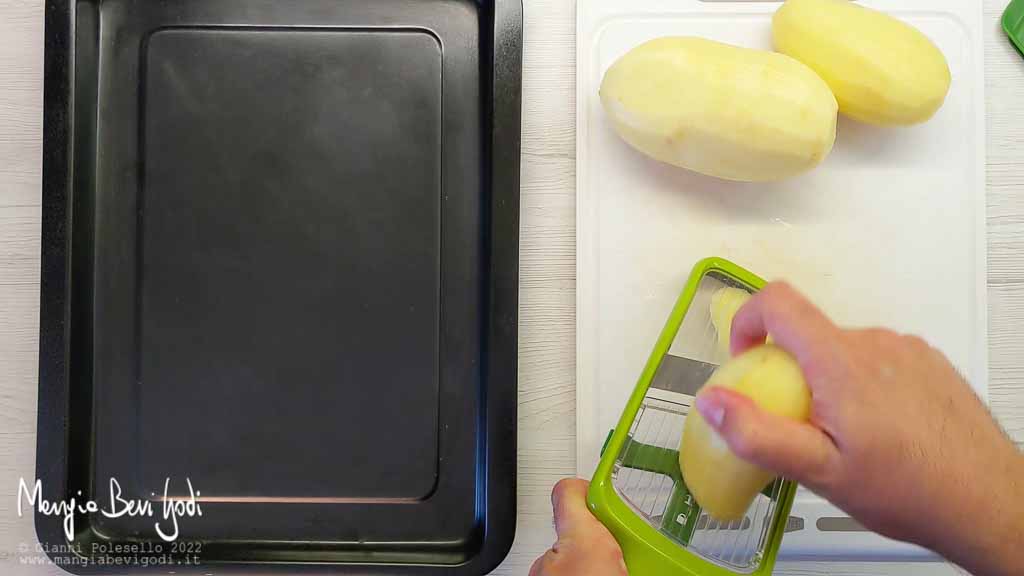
[696,283,1024,576]
[535,284,1022,576]
[680,344,811,521]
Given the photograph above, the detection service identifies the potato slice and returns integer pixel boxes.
[710,287,751,360]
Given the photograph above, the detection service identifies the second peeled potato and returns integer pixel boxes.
[773,0,951,126]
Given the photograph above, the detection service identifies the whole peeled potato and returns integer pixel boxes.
[599,37,838,182]
[772,0,951,126]
[679,345,811,521]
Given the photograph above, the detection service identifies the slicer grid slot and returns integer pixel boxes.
[611,396,783,573]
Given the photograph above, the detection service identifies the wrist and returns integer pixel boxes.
[940,446,1024,576]
[992,451,1024,569]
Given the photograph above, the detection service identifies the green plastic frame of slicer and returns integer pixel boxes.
[587,257,798,576]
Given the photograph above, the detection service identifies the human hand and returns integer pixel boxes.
[693,282,1024,576]
[529,478,627,576]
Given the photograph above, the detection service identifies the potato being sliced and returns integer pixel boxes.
[679,345,811,521]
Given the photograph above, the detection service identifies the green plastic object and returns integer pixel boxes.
[1006,0,1024,57]
[587,257,798,576]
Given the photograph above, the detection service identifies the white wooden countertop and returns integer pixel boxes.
[1,1,1022,574]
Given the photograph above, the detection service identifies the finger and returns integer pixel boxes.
[529,554,541,576]
[731,282,842,379]
[529,550,553,576]
[696,387,840,492]
[551,478,596,538]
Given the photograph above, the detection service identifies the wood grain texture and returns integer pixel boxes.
[0,0,1021,574]
[0,0,42,210]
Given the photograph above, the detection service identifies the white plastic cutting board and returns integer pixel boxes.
[576,0,986,560]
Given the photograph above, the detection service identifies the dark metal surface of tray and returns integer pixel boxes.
[36,0,521,572]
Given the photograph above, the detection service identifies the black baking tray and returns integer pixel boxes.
[36,0,521,572]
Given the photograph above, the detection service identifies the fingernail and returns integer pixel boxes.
[696,394,725,428]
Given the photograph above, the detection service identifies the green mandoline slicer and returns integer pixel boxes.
[587,257,799,576]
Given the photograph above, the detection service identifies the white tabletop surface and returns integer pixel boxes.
[1,0,1022,574]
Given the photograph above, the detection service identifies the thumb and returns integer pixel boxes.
[531,478,628,576]
[551,478,604,539]
[695,387,839,492]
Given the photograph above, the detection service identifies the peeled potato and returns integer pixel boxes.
[679,345,811,521]
[772,0,951,126]
[599,37,838,182]
[710,287,751,359]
